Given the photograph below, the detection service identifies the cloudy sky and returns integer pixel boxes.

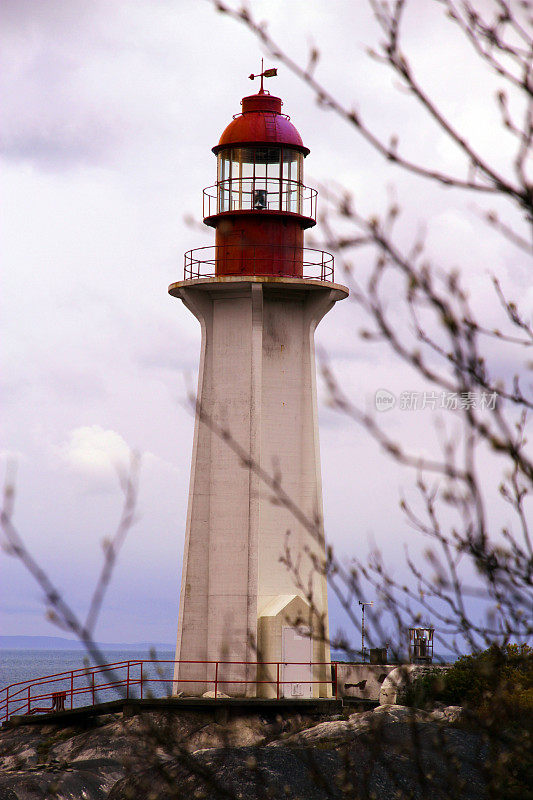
[1,0,530,649]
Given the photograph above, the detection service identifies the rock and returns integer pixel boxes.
[108,733,488,800]
[0,703,483,800]
[0,716,143,800]
[269,705,443,748]
[379,664,444,705]
[108,747,344,800]
[267,710,373,747]
[0,758,123,800]
[430,705,464,723]
[202,690,231,699]
[373,703,434,722]
[0,790,19,800]
[15,747,38,766]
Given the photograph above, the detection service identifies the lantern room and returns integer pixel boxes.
[185,72,333,282]
[214,145,305,216]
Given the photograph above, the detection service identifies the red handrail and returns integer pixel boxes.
[183,244,334,282]
[202,178,318,221]
[0,659,338,723]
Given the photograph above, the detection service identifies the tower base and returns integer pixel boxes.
[169,276,348,698]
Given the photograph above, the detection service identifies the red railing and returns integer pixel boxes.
[183,245,334,282]
[0,660,340,723]
[203,178,317,221]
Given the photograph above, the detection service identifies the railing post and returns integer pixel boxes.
[276,663,280,700]
[126,662,130,700]
[27,686,30,714]
[140,663,143,700]
[70,671,74,710]
[214,661,218,699]
[335,662,338,700]
[91,672,95,706]
[5,687,9,722]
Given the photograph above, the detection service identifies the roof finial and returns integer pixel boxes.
[248,58,277,95]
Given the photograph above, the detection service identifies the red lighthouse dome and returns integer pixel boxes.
[185,72,333,282]
[214,93,309,156]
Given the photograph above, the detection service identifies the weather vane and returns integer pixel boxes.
[249,58,277,93]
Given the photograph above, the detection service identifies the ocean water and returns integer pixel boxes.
[0,649,175,716]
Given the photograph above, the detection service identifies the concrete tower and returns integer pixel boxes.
[170,72,348,698]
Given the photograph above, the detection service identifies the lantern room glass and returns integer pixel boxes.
[217,147,303,214]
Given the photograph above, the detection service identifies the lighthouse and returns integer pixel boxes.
[170,70,348,698]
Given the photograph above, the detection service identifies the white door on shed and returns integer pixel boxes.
[281,626,313,698]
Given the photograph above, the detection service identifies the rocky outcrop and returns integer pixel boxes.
[109,706,486,800]
[0,704,481,800]
[0,710,272,800]
[282,705,469,745]
[107,748,344,800]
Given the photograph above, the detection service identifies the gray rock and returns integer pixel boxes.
[270,705,445,748]
[0,705,486,800]
[107,734,488,800]
[442,705,464,723]
[0,790,19,800]
[267,710,373,747]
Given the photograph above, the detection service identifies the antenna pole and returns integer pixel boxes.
[358,601,373,663]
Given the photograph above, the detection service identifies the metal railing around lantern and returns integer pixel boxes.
[0,659,340,722]
[183,244,334,282]
[203,178,317,221]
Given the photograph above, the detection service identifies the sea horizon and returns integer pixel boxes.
[0,634,174,651]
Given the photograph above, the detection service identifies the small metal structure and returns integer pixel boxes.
[358,600,373,662]
[369,648,387,665]
[248,59,278,93]
[408,627,434,664]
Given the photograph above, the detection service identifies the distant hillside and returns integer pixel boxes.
[0,636,174,651]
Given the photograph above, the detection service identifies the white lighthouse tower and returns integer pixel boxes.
[170,71,348,698]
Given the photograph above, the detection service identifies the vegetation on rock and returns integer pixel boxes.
[405,644,533,800]
[405,643,533,713]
